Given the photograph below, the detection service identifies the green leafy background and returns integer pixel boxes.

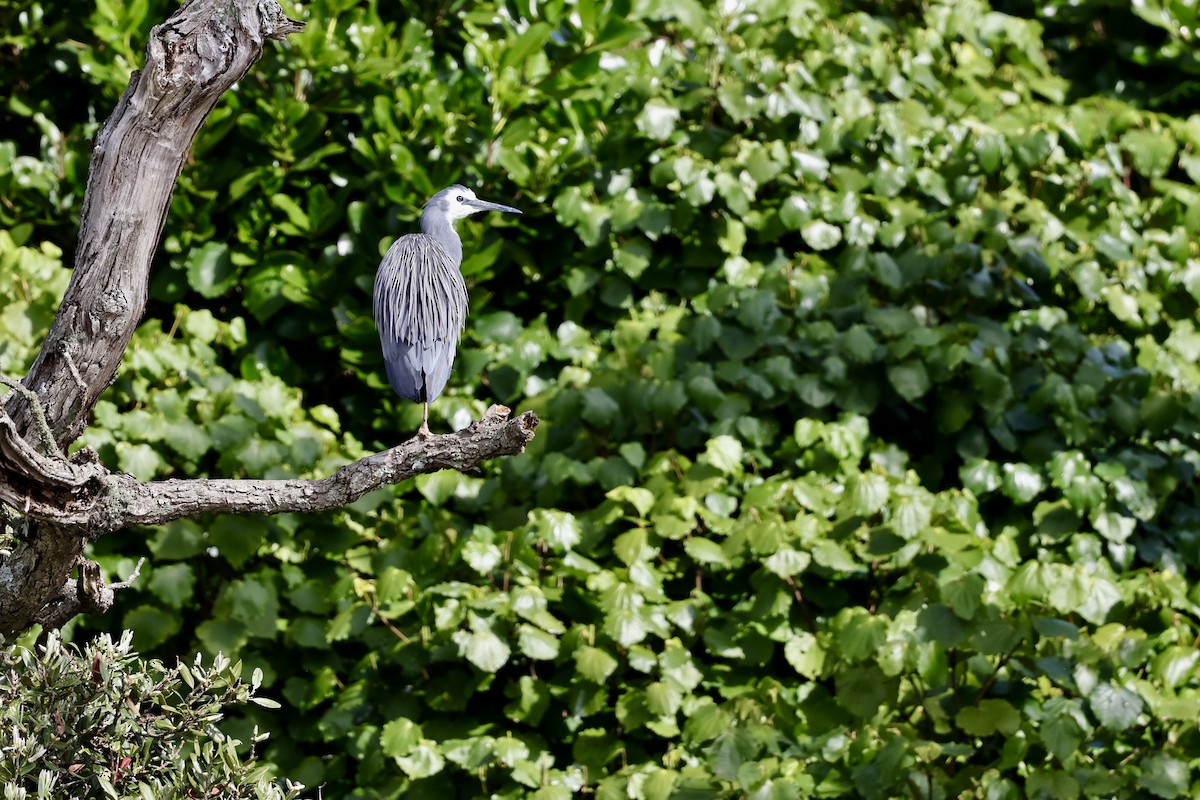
[4,0,1200,796]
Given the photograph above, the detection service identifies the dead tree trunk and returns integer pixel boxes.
[0,0,538,636]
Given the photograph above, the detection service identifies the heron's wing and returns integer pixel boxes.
[373,234,468,403]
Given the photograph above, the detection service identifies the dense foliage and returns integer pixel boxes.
[4,0,1200,796]
[0,631,301,799]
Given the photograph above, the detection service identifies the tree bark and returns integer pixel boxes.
[0,0,539,637]
[10,0,303,447]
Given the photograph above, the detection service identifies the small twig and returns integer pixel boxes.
[973,647,1015,704]
[784,574,816,631]
[108,557,146,591]
[59,345,89,435]
[369,596,412,644]
[0,374,59,456]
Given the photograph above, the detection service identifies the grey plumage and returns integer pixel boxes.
[373,185,521,435]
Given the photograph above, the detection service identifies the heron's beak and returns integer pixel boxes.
[469,198,522,215]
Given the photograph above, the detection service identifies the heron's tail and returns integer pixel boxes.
[382,338,457,404]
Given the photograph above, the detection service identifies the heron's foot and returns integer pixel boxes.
[417,422,433,438]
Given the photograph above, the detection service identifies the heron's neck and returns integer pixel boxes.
[421,214,463,266]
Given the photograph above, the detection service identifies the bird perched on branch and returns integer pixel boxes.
[373,185,521,436]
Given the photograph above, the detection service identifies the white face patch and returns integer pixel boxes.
[448,189,479,220]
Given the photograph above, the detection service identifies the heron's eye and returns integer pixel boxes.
[456,195,464,202]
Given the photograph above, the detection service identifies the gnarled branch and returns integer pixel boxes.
[113,406,538,526]
[0,404,537,531]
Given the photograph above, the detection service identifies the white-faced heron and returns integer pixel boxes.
[373,185,522,436]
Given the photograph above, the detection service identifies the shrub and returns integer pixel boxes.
[0,632,303,800]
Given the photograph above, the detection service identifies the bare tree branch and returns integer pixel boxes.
[1,404,537,531]
[113,406,538,526]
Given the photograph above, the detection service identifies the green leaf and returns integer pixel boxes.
[942,573,985,620]
[784,633,826,678]
[505,675,551,724]
[762,547,810,577]
[453,618,511,672]
[380,718,422,757]
[1089,683,1143,731]
[709,728,758,782]
[956,699,1021,736]
[575,646,619,683]
[637,99,680,140]
[1091,508,1135,543]
[186,241,237,298]
[645,681,682,716]
[704,434,744,474]
[1120,128,1177,179]
[608,486,655,517]
[499,22,552,73]
[836,608,888,661]
[891,492,932,538]
[684,537,729,565]
[396,741,445,779]
[146,563,196,609]
[1039,698,1087,763]
[532,786,575,800]
[150,520,205,560]
[196,619,248,656]
[163,419,209,460]
[416,470,459,505]
[960,459,1001,495]
[887,361,931,401]
[1026,770,1080,799]
[118,443,162,481]
[1138,754,1190,799]
[639,769,677,800]
[209,516,267,568]
[581,388,621,426]
[1001,462,1044,504]
[917,604,967,647]
[836,665,890,717]
[517,625,560,661]
[270,193,310,232]
[531,509,582,551]
[124,605,182,650]
[225,576,278,638]
[849,473,890,515]
[573,728,624,772]
[780,196,811,229]
[463,539,503,574]
[1152,647,1200,689]
[683,702,732,744]
[801,220,841,250]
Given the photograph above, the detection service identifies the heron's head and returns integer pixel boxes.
[424,185,522,223]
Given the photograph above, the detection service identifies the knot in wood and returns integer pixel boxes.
[96,288,129,319]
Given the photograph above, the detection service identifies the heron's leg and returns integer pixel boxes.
[418,402,431,437]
